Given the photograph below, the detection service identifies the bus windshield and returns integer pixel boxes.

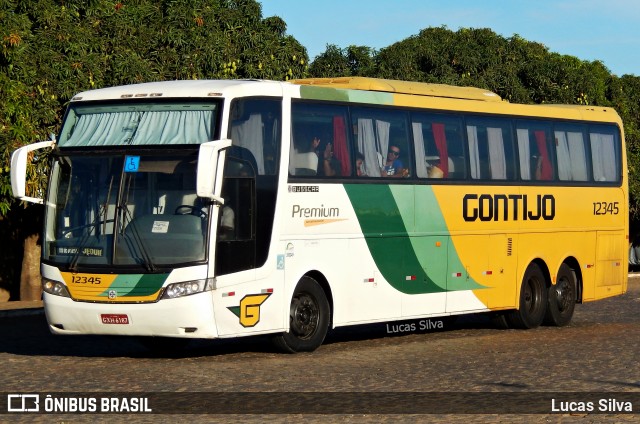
[43,152,207,270]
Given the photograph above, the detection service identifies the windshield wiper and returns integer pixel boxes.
[119,203,157,272]
[68,206,109,272]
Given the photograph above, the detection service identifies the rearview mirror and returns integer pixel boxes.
[196,138,232,203]
[10,139,56,204]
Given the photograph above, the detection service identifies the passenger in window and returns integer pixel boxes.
[382,144,409,177]
[356,153,367,177]
[313,139,341,177]
[318,143,341,177]
[309,136,321,154]
[428,165,444,178]
[533,155,543,180]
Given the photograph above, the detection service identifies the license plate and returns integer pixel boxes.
[100,314,130,324]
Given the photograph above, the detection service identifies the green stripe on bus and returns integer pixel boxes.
[344,184,483,294]
[299,85,394,105]
[99,273,168,297]
[125,273,168,296]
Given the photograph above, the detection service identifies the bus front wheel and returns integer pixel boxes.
[506,263,548,329]
[272,276,330,353]
[544,263,577,326]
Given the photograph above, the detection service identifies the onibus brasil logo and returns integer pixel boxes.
[227,293,271,327]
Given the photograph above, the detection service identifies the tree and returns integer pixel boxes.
[309,44,375,77]
[0,0,309,300]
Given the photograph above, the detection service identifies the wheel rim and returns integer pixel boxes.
[524,277,542,314]
[554,277,573,313]
[290,293,319,340]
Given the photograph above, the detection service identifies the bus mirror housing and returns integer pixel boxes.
[10,139,56,204]
[197,138,232,204]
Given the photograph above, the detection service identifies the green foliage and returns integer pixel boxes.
[308,44,376,77]
[0,0,309,215]
[368,27,610,106]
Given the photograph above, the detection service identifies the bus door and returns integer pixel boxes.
[211,159,260,337]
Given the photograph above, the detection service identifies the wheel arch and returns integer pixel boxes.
[560,256,583,303]
[300,270,335,328]
[530,258,552,288]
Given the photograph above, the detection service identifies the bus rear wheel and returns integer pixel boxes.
[272,276,330,353]
[544,263,577,326]
[506,263,548,329]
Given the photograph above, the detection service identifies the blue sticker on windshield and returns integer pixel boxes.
[124,156,140,172]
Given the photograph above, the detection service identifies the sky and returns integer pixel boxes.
[260,0,640,77]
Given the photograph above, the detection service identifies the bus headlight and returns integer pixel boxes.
[42,278,71,298]
[161,278,214,300]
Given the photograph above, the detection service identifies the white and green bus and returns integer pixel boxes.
[11,77,628,352]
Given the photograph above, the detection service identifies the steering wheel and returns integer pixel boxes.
[174,205,207,218]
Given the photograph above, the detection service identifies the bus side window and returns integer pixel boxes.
[411,113,465,179]
[554,126,588,182]
[229,98,281,176]
[590,127,619,182]
[352,107,410,178]
[466,117,515,181]
[290,102,350,178]
[516,122,554,181]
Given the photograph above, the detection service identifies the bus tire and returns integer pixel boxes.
[544,263,577,326]
[506,263,548,329]
[272,276,330,353]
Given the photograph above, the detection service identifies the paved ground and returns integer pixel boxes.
[1,275,639,423]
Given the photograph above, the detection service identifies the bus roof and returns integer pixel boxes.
[291,77,622,124]
[290,77,503,102]
[66,77,621,125]
[70,79,286,102]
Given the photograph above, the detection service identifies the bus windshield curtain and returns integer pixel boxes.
[555,131,588,181]
[590,132,617,181]
[432,123,449,177]
[231,114,265,175]
[61,110,213,147]
[534,130,553,180]
[333,116,351,176]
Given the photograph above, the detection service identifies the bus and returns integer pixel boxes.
[11,77,628,352]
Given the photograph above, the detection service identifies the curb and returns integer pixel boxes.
[0,308,44,318]
[0,301,44,319]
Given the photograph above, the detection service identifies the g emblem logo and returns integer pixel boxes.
[227,293,272,327]
[108,290,117,299]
